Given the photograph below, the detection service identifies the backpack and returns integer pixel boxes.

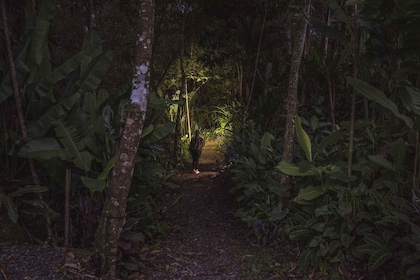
[190,136,204,151]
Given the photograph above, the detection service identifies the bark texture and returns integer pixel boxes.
[94,0,155,276]
[279,2,311,185]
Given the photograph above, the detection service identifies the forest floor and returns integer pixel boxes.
[0,140,367,280]
[142,140,329,280]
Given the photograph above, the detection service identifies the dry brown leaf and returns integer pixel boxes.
[64,262,80,270]
[67,252,75,259]
[150,249,164,254]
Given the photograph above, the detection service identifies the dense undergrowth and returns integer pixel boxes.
[224,120,420,279]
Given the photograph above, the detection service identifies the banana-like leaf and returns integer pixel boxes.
[9,185,49,197]
[26,0,57,84]
[295,115,312,162]
[82,92,98,123]
[35,41,103,97]
[141,122,175,146]
[53,120,91,171]
[27,92,81,138]
[0,36,31,104]
[81,176,106,192]
[347,77,413,127]
[78,51,113,94]
[17,137,68,160]
[81,29,103,74]
[96,88,109,109]
[68,106,102,160]
[97,156,116,180]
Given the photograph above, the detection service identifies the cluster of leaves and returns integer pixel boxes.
[226,0,420,277]
[0,1,176,275]
[226,114,419,277]
[225,125,292,245]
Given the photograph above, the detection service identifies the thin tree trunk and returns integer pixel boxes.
[94,0,155,276]
[347,5,359,178]
[179,7,191,139]
[1,0,54,244]
[279,1,311,181]
[243,2,267,125]
[64,167,71,247]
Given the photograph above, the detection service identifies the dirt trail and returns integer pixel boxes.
[145,140,252,279]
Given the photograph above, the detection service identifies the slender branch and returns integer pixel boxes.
[244,2,268,124]
[1,0,54,244]
[64,167,71,247]
[347,5,359,178]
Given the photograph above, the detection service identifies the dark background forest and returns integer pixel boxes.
[1,0,420,278]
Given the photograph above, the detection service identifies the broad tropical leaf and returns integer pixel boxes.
[53,120,91,171]
[78,51,113,94]
[97,156,116,180]
[368,155,396,172]
[141,122,174,146]
[68,106,102,160]
[17,137,67,160]
[81,176,106,192]
[80,29,103,75]
[9,185,49,197]
[277,161,320,177]
[0,37,31,104]
[295,185,325,203]
[346,77,412,127]
[26,0,57,84]
[27,92,81,138]
[35,41,103,97]
[295,115,312,161]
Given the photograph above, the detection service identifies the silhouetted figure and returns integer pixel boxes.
[189,130,205,174]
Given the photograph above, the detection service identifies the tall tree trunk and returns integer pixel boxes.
[279,1,311,185]
[179,6,191,139]
[94,0,155,276]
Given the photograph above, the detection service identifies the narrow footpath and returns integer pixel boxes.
[145,140,252,279]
